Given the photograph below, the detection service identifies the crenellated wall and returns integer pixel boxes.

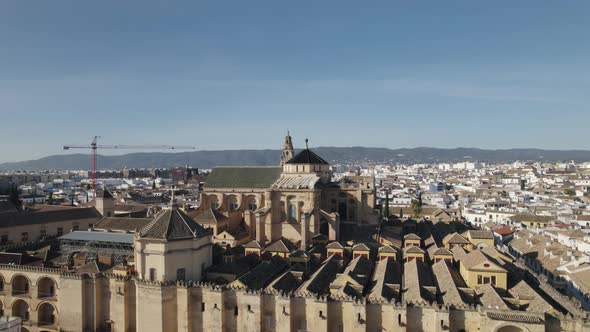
[1,266,589,332]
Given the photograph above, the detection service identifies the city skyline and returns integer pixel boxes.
[1,1,589,163]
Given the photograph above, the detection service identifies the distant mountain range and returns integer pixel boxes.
[1,147,589,170]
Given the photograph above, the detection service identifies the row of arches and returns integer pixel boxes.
[0,274,57,298]
[1,299,57,326]
[207,194,258,211]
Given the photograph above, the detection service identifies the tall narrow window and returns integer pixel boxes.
[288,197,297,223]
[176,268,186,281]
[149,268,156,281]
[491,276,496,285]
[477,275,482,284]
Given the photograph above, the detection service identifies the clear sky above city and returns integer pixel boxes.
[0,1,589,163]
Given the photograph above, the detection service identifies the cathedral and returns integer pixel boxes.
[194,132,380,248]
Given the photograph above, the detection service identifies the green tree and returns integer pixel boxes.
[399,208,403,219]
[383,190,390,218]
[564,188,576,196]
[520,179,526,191]
[411,199,422,217]
[152,180,156,190]
[48,191,54,205]
[8,185,21,208]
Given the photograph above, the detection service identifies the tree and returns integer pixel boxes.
[411,199,422,217]
[520,179,526,191]
[383,190,390,219]
[399,208,404,219]
[48,191,54,205]
[152,180,156,190]
[564,188,576,196]
[8,184,21,208]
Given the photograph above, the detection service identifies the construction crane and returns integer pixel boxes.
[64,136,195,193]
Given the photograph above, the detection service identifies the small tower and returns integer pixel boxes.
[280,131,295,166]
[95,189,115,217]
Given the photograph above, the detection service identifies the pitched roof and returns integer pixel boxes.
[326,241,345,249]
[204,167,282,189]
[243,240,262,249]
[352,243,371,251]
[230,256,289,290]
[94,217,152,232]
[404,246,425,254]
[403,259,436,304]
[493,226,515,236]
[433,248,453,256]
[97,190,113,199]
[476,284,509,310]
[265,268,302,294]
[508,281,552,313]
[60,230,134,244]
[296,255,339,296]
[432,260,470,306]
[367,258,401,303]
[464,230,494,240]
[460,250,506,272]
[378,245,398,253]
[192,208,228,224]
[443,232,471,245]
[0,206,102,228]
[511,214,555,223]
[404,233,421,240]
[139,207,210,241]
[285,148,329,165]
[265,238,296,253]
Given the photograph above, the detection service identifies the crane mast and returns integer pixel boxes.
[63,136,195,193]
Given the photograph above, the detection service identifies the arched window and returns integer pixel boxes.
[228,195,239,211]
[209,196,219,210]
[38,302,57,326]
[288,197,297,223]
[11,275,29,296]
[246,196,257,211]
[12,299,29,321]
[37,277,57,298]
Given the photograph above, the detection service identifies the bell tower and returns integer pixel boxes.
[280,131,294,166]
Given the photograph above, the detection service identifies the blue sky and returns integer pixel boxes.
[1,1,589,162]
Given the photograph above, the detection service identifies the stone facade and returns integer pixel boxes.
[196,134,379,247]
[1,265,588,332]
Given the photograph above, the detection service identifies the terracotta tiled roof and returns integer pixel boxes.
[139,207,210,241]
[443,232,471,245]
[460,250,506,272]
[192,208,228,224]
[94,217,152,232]
[367,258,401,303]
[476,284,509,310]
[0,206,102,228]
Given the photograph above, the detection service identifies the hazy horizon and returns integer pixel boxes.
[3,145,590,166]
